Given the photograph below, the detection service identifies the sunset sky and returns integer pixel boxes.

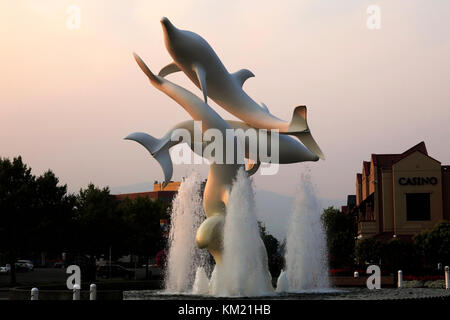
[1,0,450,206]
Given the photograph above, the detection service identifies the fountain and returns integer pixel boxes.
[121,17,450,302]
[125,17,325,297]
[164,172,210,294]
[283,172,330,292]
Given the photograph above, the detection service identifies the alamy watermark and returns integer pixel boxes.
[169,121,280,176]
[66,5,81,30]
[367,5,381,30]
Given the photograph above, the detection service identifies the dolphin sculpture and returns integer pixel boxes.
[126,119,319,187]
[130,53,246,265]
[158,17,325,160]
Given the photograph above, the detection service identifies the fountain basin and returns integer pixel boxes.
[123,287,450,300]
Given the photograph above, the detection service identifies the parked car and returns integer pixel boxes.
[96,264,134,279]
[16,260,34,272]
[0,264,11,274]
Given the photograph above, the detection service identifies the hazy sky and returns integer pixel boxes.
[1,0,449,205]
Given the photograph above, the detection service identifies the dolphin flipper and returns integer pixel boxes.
[158,62,181,77]
[193,64,208,103]
[125,132,173,187]
[288,106,325,160]
[232,69,255,87]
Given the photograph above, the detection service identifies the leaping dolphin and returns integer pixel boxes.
[125,119,319,187]
[130,53,244,265]
[158,17,325,160]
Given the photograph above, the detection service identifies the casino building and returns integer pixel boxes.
[349,142,450,241]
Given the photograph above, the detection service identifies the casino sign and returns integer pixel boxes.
[398,177,438,186]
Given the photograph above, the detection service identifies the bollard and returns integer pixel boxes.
[354,271,359,279]
[90,284,97,300]
[398,270,403,288]
[73,284,81,300]
[31,288,39,300]
[445,266,449,290]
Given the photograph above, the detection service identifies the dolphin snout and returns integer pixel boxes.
[160,17,176,35]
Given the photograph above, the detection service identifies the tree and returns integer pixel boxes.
[120,197,167,279]
[0,157,78,284]
[32,170,77,260]
[321,207,357,268]
[413,221,450,267]
[0,156,37,284]
[355,238,383,265]
[381,239,420,273]
[74,184,125,257]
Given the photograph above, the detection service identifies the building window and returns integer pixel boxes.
[406,193,431,221]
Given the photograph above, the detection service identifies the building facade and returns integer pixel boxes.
[114,181,181,203]
[351,142,450,241]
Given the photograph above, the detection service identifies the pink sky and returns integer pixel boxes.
[1,0,450,204]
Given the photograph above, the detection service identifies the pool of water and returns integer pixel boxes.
[123,287,450,300]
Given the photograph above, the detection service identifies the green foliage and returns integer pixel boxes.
[321,206,357,268]
[74,184,124,256]
[380,239,420,272]
[413,221,450,266]
[0,157,77,282]
[355,238,382,265]
[120,196,167,257]
[0,156,36,278]
[0,156,169,277]
[258,221,282,277]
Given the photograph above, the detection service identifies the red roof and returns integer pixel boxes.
[371,141,430,169]
[114,190,177,202]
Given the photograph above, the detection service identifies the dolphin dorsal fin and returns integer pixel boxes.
[158,62,181,77]
[193,64,208,104]
[232,69,255,87]
[260,102,269,113]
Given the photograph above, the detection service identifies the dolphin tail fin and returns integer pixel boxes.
[125,132,173,187]
[133,53,162,85]
[288,106,325,160]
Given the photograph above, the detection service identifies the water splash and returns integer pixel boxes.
[213,168,274,296]
[284,172,329,291]
[192,267,210,295]
[164,172,210,293]
[276,270,289,293]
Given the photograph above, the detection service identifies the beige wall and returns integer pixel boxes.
[392,152,443,235]
[381,169,394,232]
